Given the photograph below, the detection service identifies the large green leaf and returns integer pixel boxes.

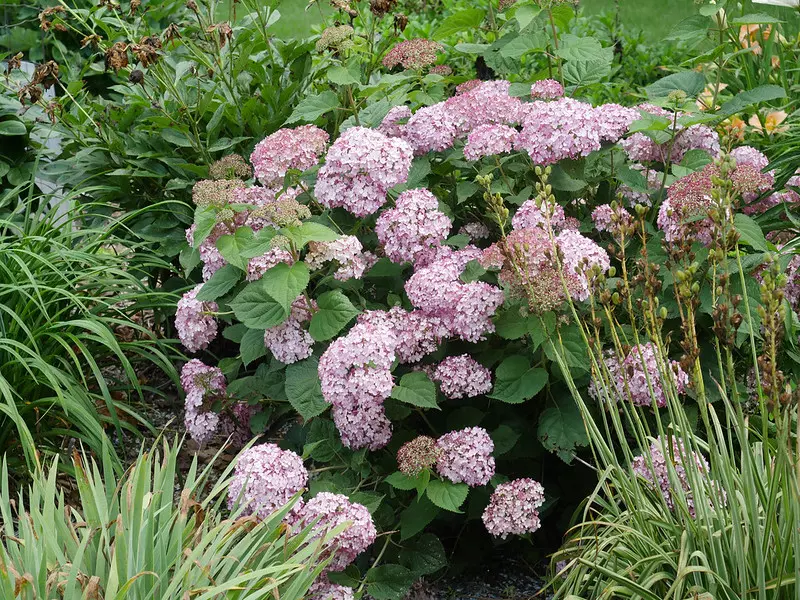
[366,565,416,600]
[309,290,360,341]
[240,327,267,366]
[281,222,340,248]
[426,479,468,513]
[537,395,588,463]
[286,91,340,124]
[0,120,26,136]
[399,534,447,576]
[718,85,787,118]
[285,357,329,420]
[216,227,254,270]
[646,71,706,98]
[433,9,486,40]
[391,372,439,410]
[555,34,604,61]
[229,280,288,329]
[259,262,310,313]
[734,213,768,252]
[400,496,439,539]
[196,264,240,301]
[489,356,548,404]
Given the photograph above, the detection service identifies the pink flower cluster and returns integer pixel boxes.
[247,247,294,281]
[378,105,412,138]
[295,492,378,571]
[464,124,518,161]
[382,38,442,70]
[589,343,688,407]
[176,285,218,352]
[530,79,564,100]
[306,235,377,281]
[592,203,634,236]
[512,196,567,231]
[482,478,546,539]
[264,296,316,364]
[433,354,492,399]
[405,246,504,342]
[308,578,353,600]
[376,188,452,264]
[250,125,329,187]
[632,436,714,516]
[621,106,720,165]
[435,426,495,486]
[315,127,414,216]
[227,443,309,519]
[459,221,490,241]
[181,359,227,444]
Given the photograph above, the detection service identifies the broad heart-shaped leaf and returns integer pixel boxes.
[494,306,529,340]
[385,471,419,491]
[259,262,309,313]
[327,64,360,86]
[391,372,439,410]
[284,356,329,420]
[491,424,521,456]
[734,213,768,252]
[399,534,447,576]
[489,356,548,404]
[537,394,588,463]
[240,327,267,366]
[562,58,612,86]
[366,564,416,600]
[229,280,288,329]
[286,91,340,124]
[646,71,706,98]
[718,84,787,118]
[240,228,278,259]
[280,222,339,248]
[216,226,254,270]
[433,8,486,40]
[400,496,439,540]
[196,264,240,301]
[500,32,547,58]
[309,290,360,341]
[555,34,603,61]
[426,479,468,513]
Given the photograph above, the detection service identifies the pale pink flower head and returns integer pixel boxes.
[227,443,308,520]
[376,188,452,264]
[377,105,412,139]
[512,197,566,231]
[515,98,603,165]
[296,492,377,571]
[463,124,517,161]
[530,79,564,100]
[482,478,545,539]
[175,284,218,353]
[264,296,316,364]
[433,354,492,399]
[332,400,393,450]
[308,578,354,600]
[246,247,294,281]
[435,426,495,486]
[382,38,442,70]
[459,221,490,241]
[181,359,226,444]
[594,103,640,143]
[315,127,413,216]
[251,125,329,187]
[555,229,611,301]
[306,235,376,281]
[591,203,634,236]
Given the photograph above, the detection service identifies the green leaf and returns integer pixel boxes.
[399,534,447,576]
[500,32,547,58]
[286,91,340,124]
[537,395,588,463]
[400,496,440,540]
[555,34,603,61]
[718,85,787,118]
[512,3,541,30]
[665,15,710,45]
[309,290,360,341]
[351,491,384,514]
[385,471,422,491]
[549,165,587,192]
[366,565,416,600]
[433,9,486,40]
[489,356,547,404]
[562,58,612,86]
[193,205,217,247]
[494,307,529,340]
[240,327,267,366]
[196,265,240,301]
[216,226,254,270]
[731,13,781,25]
[230,280,288,329]
[240,228,278,259]
[391,372,439,410]
[454,42,490,54]
[306,418,343,462]
[327,65,360,86]
[491,425,521,456]
[646,71,706,98]
[680,149,713,171]
[281,222,340,248]
[259,262,310,313]
[179,246,201,276]
[460,259,486,283]
[734,213,768,252]
[426,479,468,513]
[161,127,194,147]
[285,357,329,420]
[0,120,26,136]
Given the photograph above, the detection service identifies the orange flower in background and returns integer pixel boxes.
[739,24,772,55]
[749,110,789,135]
[721,116,746,142]
[697,83,728,111]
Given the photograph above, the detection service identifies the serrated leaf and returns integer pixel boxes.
[500,32,547,58]
[229,280,288,329]
[285,357,329,420]
[216,226,254,270]
[399,534,446,576]
[309,290,360,341]
[385,471,420,490]
[196,264,241,301]
[426,479,468,512]
[366,565,416,600]
[537,395,588,463]
[433,9,486,40]
[734,213,768,252]
[489,356,547,404]
[281,222,340,247]
[193,205,217,247]
[494,307,529,340]
[286,91,340,124]
[327,65,360,86]
[240,327,267,366]
[392,372,439,409]
[646,71,706,98]
[259,262,310,313]
[555,34,603,61]
[400,496,439,540]
[718,85,787,118]
[562,58,612,86]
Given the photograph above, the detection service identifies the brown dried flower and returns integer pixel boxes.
[31,60,59,89]
[369,0,396,17]
[163,23,182,43]
[206,22,233,47]
[105,42,129,72]
[81,34,102,48]
[129,0,141,14]
[209,154,252,180]
[131,35,162,67]
[393,13,408,34]
[18,83,43,105]
[6,52,23,74]
[39,6,66,32]
[129,69,144,84]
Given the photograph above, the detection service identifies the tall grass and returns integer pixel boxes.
[0,438,333,599]
[0,181,179,472]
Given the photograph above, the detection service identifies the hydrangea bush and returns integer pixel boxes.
[174,75,799,596]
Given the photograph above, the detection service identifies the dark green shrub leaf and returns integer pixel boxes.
[306,419,343,462]
[230,280,288,329]
[494,306,529,340]
[366,564,416,600]
[400,496,440,539]
[490,356,548,404]
[193,205,217,246]
[537,395,588,463]
[0,120,26,136]
[491,425,521,456]
[391,372,439,409]
[197,264,240,301]
[281,222,340,248]
[718,85,787,118]
[433,9,486,40]
[555,34,603,61]
[426,479,468,513]
[286,91,340,124]
[259,262,310,313]
[399,534,447,576]
[646,71,706,98]
[240,327,267,366]
[734,213,768,252]
[351,491,384,513]
[285,357,329,420]
[216,227,254,270]
[310,290,360,341]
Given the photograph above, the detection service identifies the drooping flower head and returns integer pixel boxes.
[175,284,218,352]
[181,359,226,444]
[315,127,413,216]
[482,478,546,538]
[435,426,495,486]
[250,125,329,187]
[227,443,308,520]
[376,188,452,264]
[433,354,493,399]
